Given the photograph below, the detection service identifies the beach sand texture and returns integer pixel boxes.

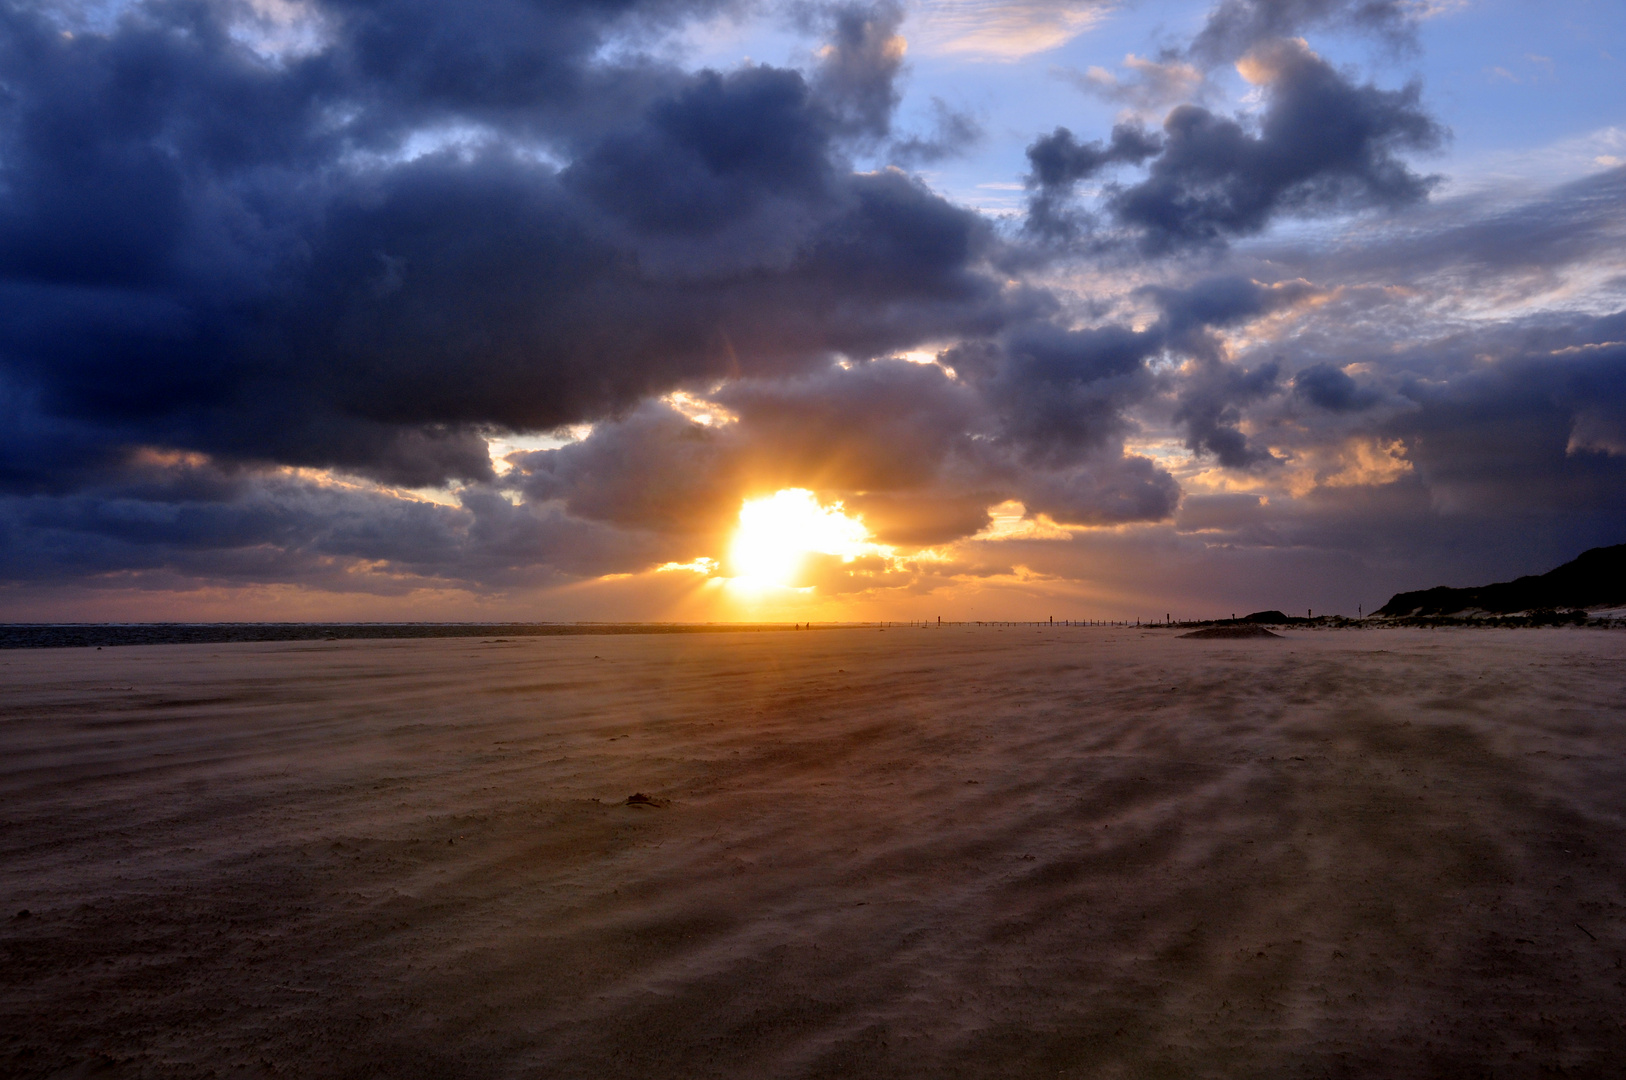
[4,626,1626,1079]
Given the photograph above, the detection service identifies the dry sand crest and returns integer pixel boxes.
[4,626,1626,1078]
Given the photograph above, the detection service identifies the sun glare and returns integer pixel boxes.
[728,489,872,588]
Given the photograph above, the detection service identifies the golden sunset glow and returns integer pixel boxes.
[727,489,873,588]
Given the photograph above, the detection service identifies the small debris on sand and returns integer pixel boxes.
[1179,625,1282,639]
[625,792,669,808]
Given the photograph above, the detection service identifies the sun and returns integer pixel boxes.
[727,489,871,588]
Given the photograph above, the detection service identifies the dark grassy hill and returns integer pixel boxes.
[1375,544,1626,617]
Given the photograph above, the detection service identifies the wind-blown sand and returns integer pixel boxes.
[4,626,1626,1079]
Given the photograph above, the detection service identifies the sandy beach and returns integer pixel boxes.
[4,625,1626,1079]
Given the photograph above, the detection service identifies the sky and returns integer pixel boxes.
[0,0,1622,623]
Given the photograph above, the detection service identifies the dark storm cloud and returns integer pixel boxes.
[1,0,1617,608]
[1023,123,1161,237]
[809,0,907,141]
[716,360,983,491]
[1258,164,1626,294]
[1060,0,1415,121]
[1384,323,1626,516]
[1144,274,1317,345]
[1110,39,1443,251]
[495,266,1352,552]
[1190,169,1626,455]
[3,477,458,587]
[0,458,665,591]
[1187,0,1420,67]
[516,271,1317,537]
[951,274,1313,471]
[1026,125,1163,191]
[1025,39,1443,250]
[949,322,1160,464]
[0,0,1207,596]
[1166,269,1626,538]
[1133,276,1316,465]
[1294,363,1378,411]
[0,0,1028,497]
[1015,454,1183,527]
[887,97,984,168]
[516,402,743,536]
[1173,358,1283,468]
[841,491,997,546]
[1159,317,1626,600]
[508,350,1185,549]
[510,359,991,546]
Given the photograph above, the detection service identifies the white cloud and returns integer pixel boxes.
[908,0,1113,61]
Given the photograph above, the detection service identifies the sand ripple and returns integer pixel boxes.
[3,627,1625,1078]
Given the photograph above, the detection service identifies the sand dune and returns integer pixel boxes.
[4,626,1626,1078]
[1376,542,1626,617]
